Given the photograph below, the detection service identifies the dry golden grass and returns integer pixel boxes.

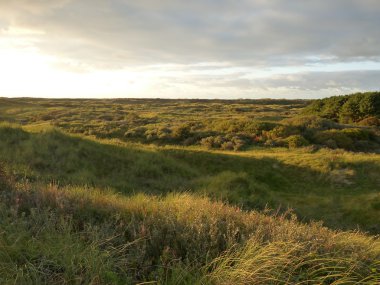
[1,172,379,284]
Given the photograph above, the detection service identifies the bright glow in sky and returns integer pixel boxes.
[0,45,150,98]
[0,0,379,99]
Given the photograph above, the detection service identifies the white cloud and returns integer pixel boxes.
[0,0,379,98]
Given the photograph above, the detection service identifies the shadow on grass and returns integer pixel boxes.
[1,125,379,233]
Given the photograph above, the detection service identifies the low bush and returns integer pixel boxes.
[200,135,248,151]
[263,125,300,140]
[283,115,337,130]
[312,128,377,151]
[172,124,191,140]
[358,116,380,127]
[341,128,373,140]
[124,126,147,138]
[313,130,354,150]
[286,135,309,148]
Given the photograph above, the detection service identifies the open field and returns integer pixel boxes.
[0,94,380,284]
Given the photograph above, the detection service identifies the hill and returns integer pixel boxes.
[1,167,379,284]
[0,124,379,233]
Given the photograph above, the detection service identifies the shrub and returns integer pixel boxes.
[221,141,234,150]
[341,128,372,140]
[200,136,225,149]
[144,129,157,141]
[286,135,309,148]
[313,130,354,150]
[157,127,172,139]
[213,136,225,148]
[263,139,275,147]
[263,125,300,140]
[200,136,216,149]
[358,116,380,127]
[182,137,197,146]
[124,127,147,138]
[200,135,248,151]
[353,140,375,152]
[324,139,338,149]
[172,125,191,140]
[231,137,246,151]
[248,121,278,134]
[283,115,337,130]
[213,120,278,136]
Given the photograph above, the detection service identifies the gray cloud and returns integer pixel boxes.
[0,0,379,98]
[255,70,380,91]
[144,69,380,98]
[1,0,380,68]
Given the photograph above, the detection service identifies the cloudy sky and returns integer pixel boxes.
[0,0,379,99]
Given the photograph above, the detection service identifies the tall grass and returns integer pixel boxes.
[208,239,380,284]
[0,167,379,284]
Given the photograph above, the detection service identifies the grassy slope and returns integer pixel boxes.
[1,174,379,284]
[0,123,379,233]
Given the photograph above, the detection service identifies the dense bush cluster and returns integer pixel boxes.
[125,124,197,144]
[120,116,380,152]
[200,135,247,151]
[305,92,380,123]
[199,115,379,152]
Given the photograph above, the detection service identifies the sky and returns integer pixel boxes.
[0,0,379,99]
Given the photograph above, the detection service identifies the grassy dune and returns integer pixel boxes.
[0,123,379,233]
[1,171,379,284]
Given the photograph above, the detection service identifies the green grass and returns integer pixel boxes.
[0,174,379,284]
[0,123,379,233]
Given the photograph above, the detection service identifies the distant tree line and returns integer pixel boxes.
[305,92,380,124]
